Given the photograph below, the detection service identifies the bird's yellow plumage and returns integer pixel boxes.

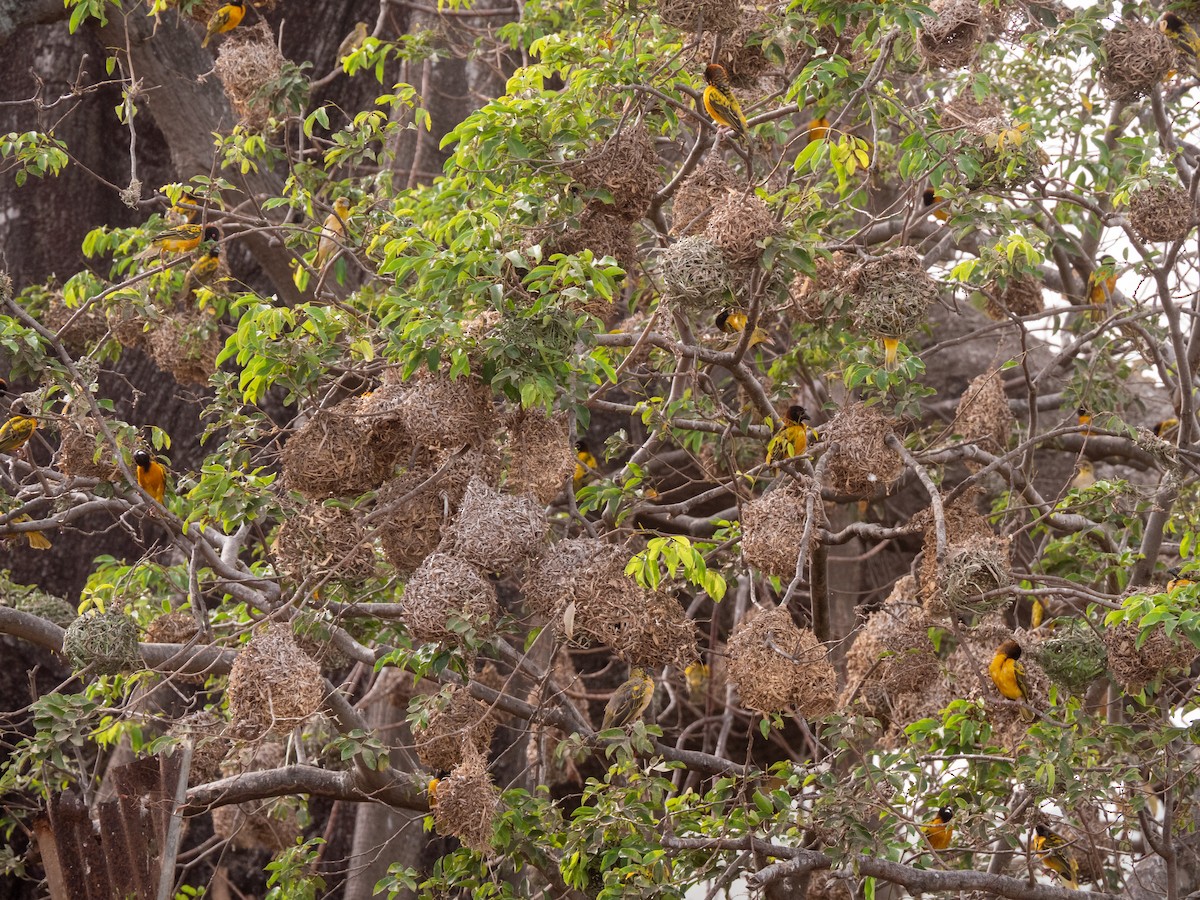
[715,309,769,349]
[574,439,597,486]
[602,668,655,730]
[702,64,748,137]
[1032,823,1079,889]
[202,0,245,47]
[182,226,222,297]
[315,196,352,273]
[766,405,812,464]
[988,639,1033,720]
[806,116,830,143]
[4,513,51,550]
[922,187,950,222]
[133,448,167,504]
[151,223,205,257]
[0,405,37,454]
[1160,13,1200,77]
[1167,566,1194,592]
[922,806,954,851]
[1088,254,1116,309]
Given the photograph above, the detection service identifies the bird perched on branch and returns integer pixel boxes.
[1153,417,1179,439]
[988,639,1033,720]
[0,403,37,454]
[715,309,769,349]
[1087,254,1117,310]
[574,439,597,486]
[1159,12,1200,77]
[1032,823,1079,889]
[702,64,748,138]
[3,513,51,550]
[1167,566,1194,592]
[922,806,954,851]
[602,668,655,730]
[338,21,369,61]
[148,223,205,262]
[133,449,167,505]
[922,187,950,222]
[315,196,352,274]
[182,227,222,297]
[806,116,830,143]
[766,405,813,464]
[202,0,245,47]
[1070,460,1095,490]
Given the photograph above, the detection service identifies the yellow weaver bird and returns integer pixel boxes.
[988,639,1033,720]
[881,335,902,370]
[1087,254,1117,309]
[702,64,748,138]
[314,196,352,273]
[3,514,52,550]
[684,661,709,700]
[0,403,37,454]
[1070,460,1095,490]
[1160,13,1200,77]
[1167,566,1194,592]
[427,777,441,808]
[602,667,655,730]
[133,449,167,504]
[1076,405,1093,433]
[168,189,201,224]
[922,187,950,222]
[202,0,245,47]
[806,116,830,143]
[574,439,597,486]
[766,405,813,464]
[182,226,222,296]
[150,223,205,259]
[1032,823,1079,889]
[715,309,769,349]
[1153,417,1179,439]
[1030,597,1045,629]
[922,806,954,851]
[338,21,369,60]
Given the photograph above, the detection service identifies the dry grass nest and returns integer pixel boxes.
[413,684,496,772]
[373,470,453,575]
[915,492,1005,616]
[918,0,986,69]
[983,272,1044,319]
[399,372,499,453]
[147,310,221,385]
[843,575,940,699]
[145,610,200,645]
[657,235,729,310]
[954,368,1014,457]
[281,396,403,500]
[940,89,1003,128]
[356,373,427,467]
[1128,182,1194,244]
[696,6,779,86]
[705,191,779,265]
[845,247,938,342]
[1103,621,1197,694]
[57,418,122,481]
[10,590,78,629]
[214,23,287,129]
[545,204,639,289]
[818,403,903,498]
[962,116,1047,190]
[500,408,575,504]
[936,536,1013,617]
[403,552,499,649]
[728,607,836,716]
[789,251,851,323]
[443,476,547,573]
[1100,22,1175,102]
[432,746,501,853]
[226,624,324,738]
[566,125,660,222]
[105,302,149,350]
[672,154,741,236]
[43,294,106,353]
[62,609,141,676]
[656,0,739,32]
[740,477,826,579]
[274,503,377,585]
[212,742,303,851]
[1026,620,1108,695]
[290,610,352,671]
[169,710,230,785]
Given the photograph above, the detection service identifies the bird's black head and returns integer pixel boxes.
[10,401,27,416]
[1162,12,1185,34]
[703,63,727,86]
[133,449,152,469]
[203,226,221,243]
[715,309,731,330]
[786,405,808,423]
[1077,406,1088,417]
[1168,566,1183,578]
[575,439,588,453]
[999,639,1022,660]
[938,806,954,822]
[922,187,936,206]
[1035,823,1050,838]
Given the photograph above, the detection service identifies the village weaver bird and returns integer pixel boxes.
[1153,417,1179,439]
[182,227,222,297]
[168,188,201,224]
[1167,566,1194,592]
[881,335,902,370]
[806,116,830,143]
[314,196,352,273]
[1087,254,1117,309]
[988,639,1033,720]
[922,187,950,222]
[149,223,205,261]
[1032,823,1079,889]
[1160,13,1200,77]
[766,405,813,464]
[702,64,748,138]
[715,309,769,349]
[133,449,167,504]
[202,0,245,47]
[1030,597,1045,629]
[574,439,597,486]
[684,661,709,700]
[922,806,954,851]
[3,513,52,550]
[602,667,655,730]
[0,403,37,454]
[338,21,369,60]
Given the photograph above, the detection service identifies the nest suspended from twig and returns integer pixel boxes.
[403,552,499,649]
[399,372,499,453]
[57,418,122,482]
[818,402,903,498]
[501,408,575,503]
[212,742,304,851]
[413,684,496,772]
[544,204,639,288]
[727,606,836,716]
[373,470,452,574]
[566,124,660,222]
[443,477,547,573]
[1100,22,1175,102]
[1027,620,1108,695]
[168,710,230,785]
[62,609,141,676]
[672,155,741,236]
[695,6,780,86]
[937,537,1013,616]
[788,251,851,324]
[214,23,288,129]
[917,0,985,69]
[845,247,938,345]
[705,191,779,265]
[953,368,1014,459]
[226,624,324,738]
[1102,621,1197,694]
[274,503,377,585]
[355,373,427,469]
[8,585,78,628]
[281,397,399,500]
[106,303,149,350]
[147,309,221,385]
[961,116,1047,190]
[740,477,825,579]
[290,610,352,671]
[939,88,1003,128]
[43,293,107,353]
[656,0,739,32]
[983,272,1044,319]
[1128,181,1194,243]
[431,745,501,852]
[145,610,200,645]
[657,235,730,311]
[843,575,940,701]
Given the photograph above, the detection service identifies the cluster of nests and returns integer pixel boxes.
[740,476,825,579]
[916,492,1013,619]
[214,22,290,129]
[1100,21,1176,102]
[818,402,903,499]
[1126,181,1195,244]
[655,0,739,33]
[726,605,837,717]
[917,0,987,69]
[982,272,1044,319]
[843,247,939,356]
[953,368,1015,462]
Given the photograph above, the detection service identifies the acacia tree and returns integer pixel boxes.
[3,0,1200,897]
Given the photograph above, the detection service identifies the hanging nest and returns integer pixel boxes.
[403,552,499,649]
[818,403,903,498]
[443,477,547,573]
[961,117,1047,191]
[1102,621,1197,695]
[806,870,855,900]
[43,294,107,354]
[936,537,1013,617]
[727,606,836,716]
[843,576,940,700]
[545,204,639,282]
[656,0,739,32]
[146,310,222,386]
[281,397,397,500]
[672,155,741,236]
[953,368,1014,458]
[915,491,995,611]
[1135,426,1180,468]
[1100,22,1175,102]
[169,710,230,785]
[740,477,826,579]
[355,374,426,470]
[212,742,304,851]
[431,746,500,853]
[106,303,149,350]
[274,503,377,585]
[145,610,200,645]
[1027,620,1107,695]
[214,23,288,129]
[845,247,938,345]
[789,251,851,324]
[399,372,498,454]
[705,191,779,265]
[939,88,1003,128]
[62,609,141,676]
[9,586,78,628]
[57,417,122,482]
[566,125,660,222]
[983,272,1044,319]
[373,470,453,574]
[291,610,351,671]
[501,408,575,504]
[1127,182,1194,244]
[657,235,730,310]
[695,6,779,87]
[917,0,985,69]
[412,684,496,772]
[226,624,324,738]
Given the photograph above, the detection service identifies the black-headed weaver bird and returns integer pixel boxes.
[766,405,813,464]
[702,63,748,138]
[1167,566,1194,592]
[922,187,950,222]
[3,513,52,550]
[574,439,597,486]
[922,806,954,851]
[1153,417,1180,439]
[133,449,167,504]
[988,639,1033,720]
[1032,823,1079,889]
[715,309,769,349]
[182,227,222,297]
[1087,254,1117,308]
[202,0,245,47]
[1076,405,1093,432]
[314,196,352,273]
[0,403,37,454]
[149,223,205,259]
[1159,13,1200,77]
[602,667,655,730]
[806,116,830,143]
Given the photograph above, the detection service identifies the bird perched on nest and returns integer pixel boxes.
[1167,566,1194,592]
[765,405,814,464]
[182,227,222,297]
[202,0,245,47]
[0,402,37,454]
[314,196,352,274]
[133,449,168,505]
[1032,823,1080,889]
[702,64,748,138]
[602,667,655,730]
[1159,12,1200,77]
[3,514,52,550]
[574,439,597,486]
[715,309,769,349]
[922,806,954,851]
[988,639,1033,720]
[338,21,369,61]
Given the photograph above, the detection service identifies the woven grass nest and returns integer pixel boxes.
[57,418,122,481]
[1027,620,1107,695]
[1128,182,1194,244]
[398,372,499,454]
[939,89,1004,128]
[789,251,850,323]
[705,191,779,265]
[443,476,547,573]
[917,0,985,69]
[10,588,78,629]
[226,624,324,738]
[1100,22,1175,102]
[545,204,639,287]
[274,503,377,585]
[290,610,352,671]
[953,368,1014,458]
[169,710,230,785]
[403,552,499,649]
[983,272,1044,319]
[656,0,739,32]
[146,310,221,385]
[106,303,149,351]
[355,373,427,467]
[843,575,940,699]
[740,477,826,579]
[672,155,741,236]
[727,606,836,716]
[818,402,902,498]
[212,742,303,851]
[373,470,452,574]
[281,397,398,500]
[845,247,938,346]
[657,235,729,310]
[1102,621,1197,694]
[145,610,200,645]
[431,745,501,853]
[215,23,287,128]
[915,492,1006,616]
[695,6,779,87]
[962,116,1047,190]
[62,609,141,676]
[43,294,106,353]
[501,408,575,503]
[567,125,660,222]
[936,536,1013,617]
[412,684,496,772]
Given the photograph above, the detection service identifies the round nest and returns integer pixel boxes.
[740,477,826,579]
[500,408,575,504]
[843,576,940,698]
[695,7,779,87]
[274,503,377,584]
[291,610,351,671]
[281,398,397,500]
[145,610,200,645]
[953,368,1014,457]
[403,552,499,649]
[226,624,324,738]
[431,746,500,853]
[1100,22,1175,102]
[845,247,938,342]
[214,23,287,128]
[1102,621,1197,695]
[147,310,221,385]
[917,0,985,69]
[915,492,1000,615]
[43,294,106,353]
[939,89,1003,128]
[355,375,426,471]
[566,125,660,222]
[806,870,855,900]
[106,303,149,350]
[936,538,1013,617]
[398,373,499,454]
[656,0,739,32]
[983,272,1044,319]
[657,235,730,310]
[57,418,122,481]
[704,192,779,265]
[1027,621,1107,695]
[818,402,903,498]
[10,588,78,628]
[412,684,496,772]
[444,476,547,573]
[373,470,452,575]
[544,204,639,284]
[169,710,230,785]
[727,606,836,716]
[62,609,141,676]
[788,251,850,323]
[962,116,1047,190]
[672,155,741,236]
[1127,182,1194,244]
[212,742,303,851]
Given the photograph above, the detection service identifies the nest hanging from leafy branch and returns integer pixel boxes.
[727,606,836,716]
[274,503,377,585]
[1127,181,1194,243]
[226,624,324,738]
[818,402,902,498]
[789,251,851,324]
[9,587,78,629]
[695,7,779,87]
[443,476,547,574]
[106,303,149,351]
[212,743,303,851]
[916,493,1009,617]
[1100,22,1175,102]
[657,235,730,311]
[843,575,940,701]
[214,23,288,129]
[145,610,200,645]
[566,124,661,222]
[672,155,741,236]
[740,477,826,579]
[399,372,499,454]
[281,397,402,500]
[431,745,501,853]
[543,205,639,296]
[940,88,1003,127]
[501,408,576,503]
[656,0,739,32]
[953,367,1014,459]
[960,116,1047,191]
[403,552,499,649]
[373,471,452,574]
[1027,620,1108,695]
[62,609,141,676]
[147,310,221,385]
[917,0,985,69]
[845,247,938,348]
[705,191,780,265]
[1102,620,1197,695]
[983,272,1044,319]
[412,684,496,772]
[43,293,106,353]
